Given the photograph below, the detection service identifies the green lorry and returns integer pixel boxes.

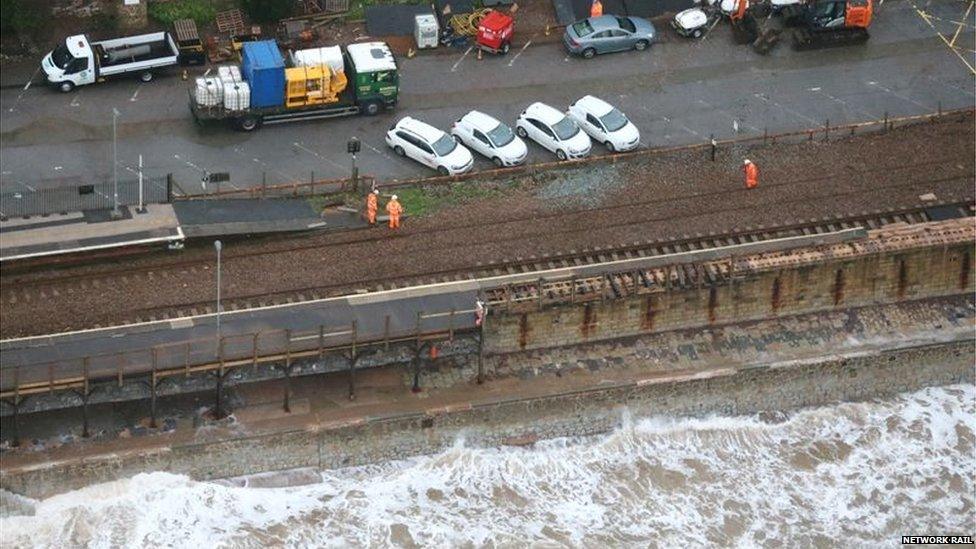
[190,41,399,131]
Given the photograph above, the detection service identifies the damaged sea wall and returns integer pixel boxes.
[484,220,975,354]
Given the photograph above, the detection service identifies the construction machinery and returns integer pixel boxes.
[731,0,873,54]
[784,0,873,50]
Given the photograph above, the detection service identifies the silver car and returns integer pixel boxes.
[563,15,657,59]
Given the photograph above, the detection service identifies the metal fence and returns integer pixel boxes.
[0,175,172,219]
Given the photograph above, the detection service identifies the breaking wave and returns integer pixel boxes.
[2,384,973,548]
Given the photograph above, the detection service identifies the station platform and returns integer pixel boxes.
[0,198,367,263]
[0,204,184,262]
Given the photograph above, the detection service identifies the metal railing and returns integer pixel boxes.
[0,176,172,219]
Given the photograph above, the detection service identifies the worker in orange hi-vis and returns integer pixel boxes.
[743,158,758,189]
[386,194,403,229]
[590,0,603,18]
[366,189,379,225]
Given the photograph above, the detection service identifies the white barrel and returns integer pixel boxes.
[290,46,344,73]
[217,65,242,86]
[194,77,222,106]
[223,81,250,111]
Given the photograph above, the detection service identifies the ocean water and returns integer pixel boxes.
[2,384,973,548]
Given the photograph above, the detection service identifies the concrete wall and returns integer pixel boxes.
[3,338,972,499]
[485,240,974,353]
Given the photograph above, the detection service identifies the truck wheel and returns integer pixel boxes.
[634,40,649,51]
[237,115,262,132]
[361,100,382,116]
[139,71,154,83]
[58,81,74,93]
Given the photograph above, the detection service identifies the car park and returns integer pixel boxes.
[562,15,657,58]
[451,111,528,167]
[386,117,474,175]
[515,102,591,160]
[567,95,640,152]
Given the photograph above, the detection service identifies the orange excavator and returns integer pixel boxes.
[731,0,873,53]
[785,0,873,50]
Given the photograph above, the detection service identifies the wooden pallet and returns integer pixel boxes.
[216,8,245,34]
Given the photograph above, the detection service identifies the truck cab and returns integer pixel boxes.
[42,35,97,92]
[345,42,399,115]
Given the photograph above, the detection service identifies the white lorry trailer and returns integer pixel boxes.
[41,32,181,92]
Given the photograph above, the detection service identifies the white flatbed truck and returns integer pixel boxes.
[41,32,181,92]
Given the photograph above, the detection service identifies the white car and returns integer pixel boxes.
[515,102,592,161]
[451,111,528,167]
[385,117,474,175]
[567,95,640,152]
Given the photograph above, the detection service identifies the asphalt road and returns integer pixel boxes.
[1,0,973,195]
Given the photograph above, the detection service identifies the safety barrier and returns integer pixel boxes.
[0,175,173,219]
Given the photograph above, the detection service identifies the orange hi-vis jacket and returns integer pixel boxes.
[744,162,758,189]
[591,0,603,17]
[386,199,403,228]
[366,193,378,222]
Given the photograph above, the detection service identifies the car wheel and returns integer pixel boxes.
[582,48,596,59]
[140,71,154,82]
[58,81,74,93]
[516,126,528,138]
[605,141,615,152]
[556,149,568,161]
[437,166,450,176]
[502,43,511,54]
[394,145,405,156]
[634,40,650,51]
[692,29,703,38]
[492,156,503,167]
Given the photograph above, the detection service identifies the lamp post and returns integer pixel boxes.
[347,137,360,192]
[214,240,222,339]
[111,108,121,219]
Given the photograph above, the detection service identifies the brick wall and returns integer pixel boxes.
[485,235,974,354]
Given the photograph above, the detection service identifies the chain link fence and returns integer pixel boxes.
[0,176,172,219]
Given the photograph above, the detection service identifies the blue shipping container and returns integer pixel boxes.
[241,41,285,109]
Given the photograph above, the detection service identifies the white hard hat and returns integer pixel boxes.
[743,158,752,165]
[373,189,379,194]
[392,194,398,200]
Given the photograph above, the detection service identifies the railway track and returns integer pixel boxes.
[122,199,974,323]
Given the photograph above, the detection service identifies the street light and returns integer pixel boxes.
[347,137,360,191]
[214,240,222,339]
[111,108,121,219]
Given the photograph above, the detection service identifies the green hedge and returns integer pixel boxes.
[148,0,217,26]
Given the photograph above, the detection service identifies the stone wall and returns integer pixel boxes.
[3,337,972,499]
[485,234,974,354]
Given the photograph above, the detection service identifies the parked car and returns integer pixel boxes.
[563,15,657,59]
[386,117,474,175]
[451,110,528,167]
[567,95,640,152]
[515,102,591,160]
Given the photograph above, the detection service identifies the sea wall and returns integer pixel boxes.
[484,225,974,353]
[2,336,972,500]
